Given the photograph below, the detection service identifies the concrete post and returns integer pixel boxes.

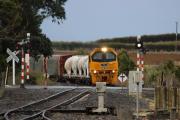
[98,93,106,111]
[92,82,107,113]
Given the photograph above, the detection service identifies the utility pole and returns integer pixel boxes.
[175,21,178,52]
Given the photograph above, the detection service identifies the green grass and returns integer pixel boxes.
[30,71,56,85]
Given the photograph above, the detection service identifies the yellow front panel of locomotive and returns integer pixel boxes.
[89,61,118,85]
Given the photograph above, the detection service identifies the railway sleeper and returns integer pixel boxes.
[44,107,117,116]
[86,106,117,115]
[59,76,91,85]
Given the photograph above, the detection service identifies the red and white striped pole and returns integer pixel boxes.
[137,52,140,72]
[26,33,30,81]
[140,54,144,80]
[26,50,30,80]
[20,48,25,88]
[136,35,144,82]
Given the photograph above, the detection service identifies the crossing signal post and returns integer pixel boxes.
[136,36,143,50]
[135,36,145,80]
[135,36,145,119]
[26,33,30,81]
[17,33,30,88]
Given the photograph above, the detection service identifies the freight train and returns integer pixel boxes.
[30,47,118,85]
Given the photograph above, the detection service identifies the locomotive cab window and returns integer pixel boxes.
[92,51,116,62]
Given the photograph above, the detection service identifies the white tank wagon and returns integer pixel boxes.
[65,55,89,77]
[64,55,84,76]
[64,56,73,77]
[63,55,90,84]
[78,56,84,76]
[78,56,89,77]
[71,55,82,76]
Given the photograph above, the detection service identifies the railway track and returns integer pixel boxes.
[42,90,89,120]
[1,88,90,120]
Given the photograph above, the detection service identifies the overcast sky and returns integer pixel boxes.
[41,0,180,41]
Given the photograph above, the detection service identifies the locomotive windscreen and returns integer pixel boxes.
[92,51,116,62]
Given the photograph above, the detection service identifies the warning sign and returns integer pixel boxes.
[118,73,127,83]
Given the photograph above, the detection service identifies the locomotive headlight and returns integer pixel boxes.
[101,47,107,52]
[93,70,97,74]
[137,43,142,48]
[112,70,115,73]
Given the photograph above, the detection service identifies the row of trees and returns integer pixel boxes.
[97,33,180,43]
[0,0,67,85]
[53,41,180,51]
[53,33,180,51]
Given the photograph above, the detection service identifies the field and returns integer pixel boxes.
[128,52,180,65]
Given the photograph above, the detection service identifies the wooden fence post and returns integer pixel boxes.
[155,87,160,109]
[177,88,180,119]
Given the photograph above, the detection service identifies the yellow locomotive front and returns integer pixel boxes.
[89,47,118,85]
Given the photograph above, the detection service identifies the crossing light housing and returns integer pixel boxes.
[136,36,143,49]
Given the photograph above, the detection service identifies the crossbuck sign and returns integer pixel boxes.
[6,48,19,63]
[6,48,19,85]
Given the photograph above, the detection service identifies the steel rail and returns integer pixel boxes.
[42,90,90,120]
[22,90,90,120]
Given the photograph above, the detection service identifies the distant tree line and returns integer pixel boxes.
[97,33,180,43]
[53,33,180,51]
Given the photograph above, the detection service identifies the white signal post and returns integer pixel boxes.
[13,59,15,85]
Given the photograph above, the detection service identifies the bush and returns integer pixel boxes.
[175,66,180,82]
[144,61,180,87]
[28,71,43,85]
[144,66,160,87]
[118,49,135,75]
